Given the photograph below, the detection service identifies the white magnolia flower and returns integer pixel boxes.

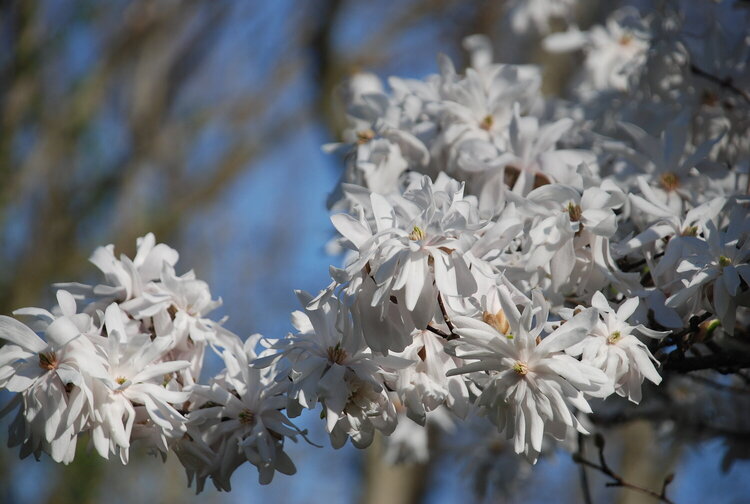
[185,334,302,488]
[117,262,225,387]
[448,288,610,462]
[518,182,625,291]
[567,292,667,403]
[610,112,724,214]
[393,329,469,424]
[666,221,750,334]
[254,291,410,448]
[617,176,726,262]
[544,8,649,93]
[466,106,593,196]
[56,233,179,306]
[438,35,541,139]
[504,0,577,34]
[0,291,107,463]
[331,175,482,350]
[88,304,190,463]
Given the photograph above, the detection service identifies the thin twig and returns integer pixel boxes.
[437,292,456,334]
[577,432,593,504]
[425,324,456,340]
[424,292,459,340]
[658,312,714,363]
[573,434,676,504]
[690,64,750,105]
[663,352,750,374]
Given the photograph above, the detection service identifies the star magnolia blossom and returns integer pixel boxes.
[331,175,481,351]
[182,334,302,489]
[566,292,669,403]
[254,291,411,448]
[447,288,611,462]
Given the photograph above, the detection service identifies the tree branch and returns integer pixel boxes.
[664,352,750,374]
[425,324,455,340]
[690,64,750,105]
[573,434,676,504]
[437,291,457,335]
[577,432,593,504]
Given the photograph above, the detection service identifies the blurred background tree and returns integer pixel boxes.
[1,1,748,503]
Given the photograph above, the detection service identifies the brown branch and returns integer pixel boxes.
[422,291,459,341]
[656,312,713,362]
[425,323,456,340]
[663,352,750,374]
[654,311,750,374]
[577,432,593,504]
[665,312,713,344]
[690,64,750,105]
[590,410,750,442]
[437,291,456,334]
[573,434,676,504]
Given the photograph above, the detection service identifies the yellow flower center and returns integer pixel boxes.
[681,226,698,237]
[659,172,680,192]
[607,331,622,345]
[356,129,375,144]
[409,226,426,241]
[566,202,582,222]
[512,361,529,376]
[38,352,58,371]
[480,115,494,131]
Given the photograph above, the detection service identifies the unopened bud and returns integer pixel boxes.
[483,310,510,335]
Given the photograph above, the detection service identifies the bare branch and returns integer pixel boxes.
[577,432,593,504]
[690,64,750,105]
[573,434,676,504]
[437,291,457,335]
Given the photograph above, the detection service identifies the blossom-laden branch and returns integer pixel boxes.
[573,434,676,504]
[657,313,750,374]
[2,1,750,497]
[437,292,458,336]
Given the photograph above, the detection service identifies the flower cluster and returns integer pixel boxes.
[1,0,750,492]
[0,234,304,489]
[265,0,750,466]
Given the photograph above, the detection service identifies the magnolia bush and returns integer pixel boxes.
[1,0,749,498]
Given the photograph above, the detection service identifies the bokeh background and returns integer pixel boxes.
[1,1,749,503]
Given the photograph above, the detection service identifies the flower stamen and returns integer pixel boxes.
[327,343,347,365]
[480,115,494,131]
[659,172,680,192]
[681,225,698,237]
[38,352,58,371]
[566,202,582,222]
[409,226,426,241]
[608,331,622,345]
[356,129,375,144]
[238,409,256,426]
[512,361,529,376]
